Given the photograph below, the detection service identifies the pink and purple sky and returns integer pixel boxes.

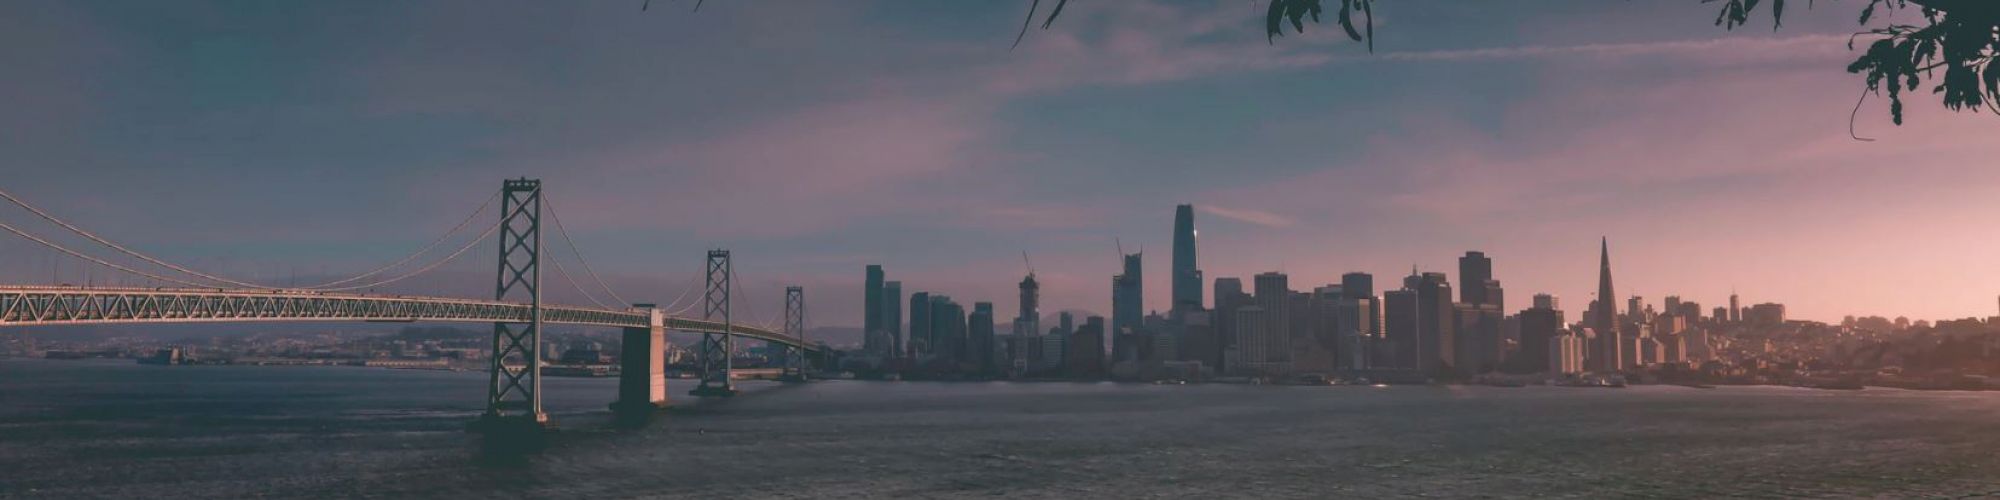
[3,1,1998,326]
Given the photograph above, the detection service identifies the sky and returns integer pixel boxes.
[3,0,1998,328]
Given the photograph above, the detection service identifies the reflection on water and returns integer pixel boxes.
[5,358,2000,498]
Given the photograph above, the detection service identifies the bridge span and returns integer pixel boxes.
[0,178,821,436]
[0,285,816,349]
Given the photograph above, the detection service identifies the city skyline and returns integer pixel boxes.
[4,1,2000,325]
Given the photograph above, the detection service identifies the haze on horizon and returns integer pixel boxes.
[3,0,1998,327]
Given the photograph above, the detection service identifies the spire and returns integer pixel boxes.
[1594,237,1617,333]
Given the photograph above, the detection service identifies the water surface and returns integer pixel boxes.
[5,358,2000,498]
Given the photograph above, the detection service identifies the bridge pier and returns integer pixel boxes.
[611,305,668,421]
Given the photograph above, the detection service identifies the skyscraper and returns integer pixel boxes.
[864,265,885,356]
[1459,251,1493,305]
[1517,300,1566,374]
[1249,272,1294,374]
[1592,238,1621,372]
[1015,272,1040,338]
[1341,272,1375,299]
[1213,277,1248,373]
[1341,272,1381,346]
[882,281,902,358]
[909,291,931,357]
[930,295,964,363]
[1407,271,1456,374]
[970,302,997,375]
[1171,204,1203,315]
[1111,251,1144,362]
[1729,290,1741,323]
[1383,289,1418,370]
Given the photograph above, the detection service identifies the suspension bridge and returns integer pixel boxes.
[0,178,821,433]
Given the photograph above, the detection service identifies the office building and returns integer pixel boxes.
[1112,252,1143,363]
[1171,204,1203,316]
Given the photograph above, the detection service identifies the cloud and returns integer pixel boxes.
[1373,33,1852,64]
[1200,205,1296,228]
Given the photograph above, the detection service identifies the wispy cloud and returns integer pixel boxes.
[1200,205,1295,228]
[1373,33,1852,64]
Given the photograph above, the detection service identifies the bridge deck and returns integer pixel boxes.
[0,286,815,350]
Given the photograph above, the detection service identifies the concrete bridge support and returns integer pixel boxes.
[611,305,668,420]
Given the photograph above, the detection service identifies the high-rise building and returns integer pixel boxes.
[1066,316,1107,378]
[1252,273,1294,373]
[930,295,965,364]
[1171,204,1203,315]
[1459,251,1494,305]
[1404,270,1456,374]
[1213,277,1249,372]
[1383,289,1417,370]
[1341,272,1381,353]
[1454,303,1504,374]
[864,265,886,356]
[909,292,932,357]
[882,281,902,358]
[1335,296,1376,370]
[1549,329,1587,375]
[1533,293,1558,311]
[1729,291,1741,323]
[970,302,997,375]
[1015,272,1040,338]
[1341,272,1375,299]
[1591,238,1620,372]
[1516,302,1566,374]
[1111,252,1144,363]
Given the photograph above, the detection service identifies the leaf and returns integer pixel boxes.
[1266,0,1286,42]
[1039,0,1068,30]
[1338,1,1362,41]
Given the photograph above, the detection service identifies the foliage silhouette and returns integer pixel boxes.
[1020,0,2000,127]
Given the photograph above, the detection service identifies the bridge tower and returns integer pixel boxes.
[480,178,549,430]
[780,286,808,383]
[689,250,738,397]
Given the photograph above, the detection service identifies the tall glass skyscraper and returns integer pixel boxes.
[1111,252,1143,362]
[1171,204,1203,315]
[864,265,885,356]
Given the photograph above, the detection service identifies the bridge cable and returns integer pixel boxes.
[548,252,612,309]
[0,218,215,287]
[659,273,702,314]
[0,186,276,289]
[310,216,505,292]
[0,186,504,292]
[298,190,500,289]
[541,195,630,306]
